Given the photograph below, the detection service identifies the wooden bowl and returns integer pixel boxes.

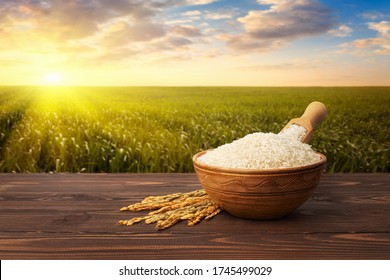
[193,150,327,219]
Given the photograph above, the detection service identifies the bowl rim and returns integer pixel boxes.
[193,149,327,174]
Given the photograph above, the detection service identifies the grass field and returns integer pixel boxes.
[0,86,389,173]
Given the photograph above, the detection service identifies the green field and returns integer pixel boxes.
[0,86,389,173]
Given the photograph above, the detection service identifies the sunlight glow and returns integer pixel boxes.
[43,73,61,84]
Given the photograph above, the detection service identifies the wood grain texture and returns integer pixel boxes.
[0,173,389,260]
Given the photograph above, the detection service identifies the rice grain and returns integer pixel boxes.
[197,124,320,169]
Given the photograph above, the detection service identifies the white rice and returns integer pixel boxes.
[197,124,321,169]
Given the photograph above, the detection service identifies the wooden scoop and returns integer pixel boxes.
[282,101,327,143]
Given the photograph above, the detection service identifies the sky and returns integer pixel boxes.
[0,0,389,86]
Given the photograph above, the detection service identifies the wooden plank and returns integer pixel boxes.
[0,173,389,259]
[0,232,389,260]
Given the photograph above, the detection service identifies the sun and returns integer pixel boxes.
[43,73,62,84]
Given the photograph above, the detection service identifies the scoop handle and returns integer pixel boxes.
[301,101,327,129]
[282,101,327,143]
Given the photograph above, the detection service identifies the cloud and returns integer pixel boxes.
[179,10,201,21]
[360,11,385,21]
[0,0,158,44]
[171,25,203,37]
[223,0,337,52]
[339,21,390,55]
[165,18,194,25]
[0,0,211,42]
[247,0,336,39]
[0,0,216,67]
[369,21,390,37]
[219,34,286,51]
[328,25,353,37]
[151,0,218,8]
[181,10,202,17]
[187,0,218,5]
[0,0,338,66]
[205,11,235,20]
[238,59,322,71]
[101,21,166,47]
[165,37,193,48]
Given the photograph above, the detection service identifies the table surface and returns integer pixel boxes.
[0,173,389,260]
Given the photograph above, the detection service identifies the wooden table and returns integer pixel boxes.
[0,173,389,260]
